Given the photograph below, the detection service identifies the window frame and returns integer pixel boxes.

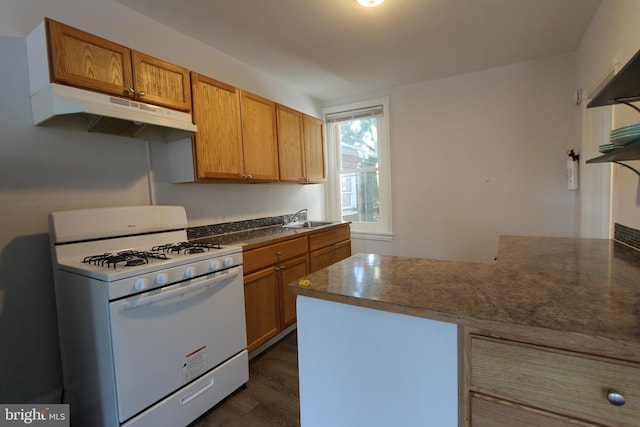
[323,97,393,241]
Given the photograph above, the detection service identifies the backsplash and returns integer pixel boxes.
[614,223,640,251]
[187,211,307,240]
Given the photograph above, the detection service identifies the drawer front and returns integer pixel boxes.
[310,239,351,273]
[471,336,640,426]
[243,237,308,273]
[470,394,597,427]
[308,225,350,252]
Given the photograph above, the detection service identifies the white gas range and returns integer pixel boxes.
[49,205,247,427]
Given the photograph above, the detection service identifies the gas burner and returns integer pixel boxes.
[83,250,169,269]
[152,242,222,255]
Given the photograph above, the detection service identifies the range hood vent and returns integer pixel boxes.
[31,83,197,142]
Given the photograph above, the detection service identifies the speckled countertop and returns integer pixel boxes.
[195,222,349,250]
[288,235,640,345]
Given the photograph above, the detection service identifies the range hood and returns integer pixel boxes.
[30,83,197,142]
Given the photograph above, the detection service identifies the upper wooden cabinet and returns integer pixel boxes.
[172,81,283,183]
[277,105,305,182]
[191,73,243,180]
[131,51,192,112]
[276,105,326,183]
[45,18,192,112]
[302,114,326,182]
[240,91,280,181]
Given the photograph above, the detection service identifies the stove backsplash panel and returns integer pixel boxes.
[187,211,307,240]
[614,223,640,251]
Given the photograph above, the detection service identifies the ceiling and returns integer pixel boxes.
[114,0,601,103]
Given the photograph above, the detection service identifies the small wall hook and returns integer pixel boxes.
[567,149,579,162]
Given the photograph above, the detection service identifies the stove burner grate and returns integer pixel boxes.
[152,242,222,255]
[83,250,169,269]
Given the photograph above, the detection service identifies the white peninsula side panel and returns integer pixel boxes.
[296,296,458,427]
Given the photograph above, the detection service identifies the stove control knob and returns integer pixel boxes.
[210,260,221,271]
[223,257,234,268]
[134,278,150,291]
[184,266,196,279]
[155,273,169,286]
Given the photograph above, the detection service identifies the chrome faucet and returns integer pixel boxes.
[287,208,308,224]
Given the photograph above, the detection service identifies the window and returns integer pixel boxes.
[324,97,393,240]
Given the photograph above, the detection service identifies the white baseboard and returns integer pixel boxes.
[249,324,297,360]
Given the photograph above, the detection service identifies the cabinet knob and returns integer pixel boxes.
[276,251,283,257]
[607,390,626,406]
[125,87,135,96]
[136,91,145,98]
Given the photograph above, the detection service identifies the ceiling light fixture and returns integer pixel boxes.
[357,0,384,7]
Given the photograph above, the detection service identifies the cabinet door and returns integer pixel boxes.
[243,267,279,353]
[191,73,243,179]
[132,51,192,112]
[303,114,326,182]
[46,18,133,97]
[277,105,305,182]
[310,239,351,273]
[240,91,279,181]
[278,254,309,328]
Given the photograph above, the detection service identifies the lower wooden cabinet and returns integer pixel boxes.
[243,237,309,352]
[243,267,279,353]
[465,333,640,426]
[278,254,308,329]
[309,224,351,273]
[243,224,351,352]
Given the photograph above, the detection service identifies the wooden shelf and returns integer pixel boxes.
[586,49,640,165]
[587,49,640,108]
[586,140,640,164]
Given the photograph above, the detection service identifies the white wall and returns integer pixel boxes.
[2,0,636,407]
[346,53,581,262]
[576,0,640,233]
[0,0,325,404]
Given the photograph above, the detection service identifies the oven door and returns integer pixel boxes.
[109,266,246,423]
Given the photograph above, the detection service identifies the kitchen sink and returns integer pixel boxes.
[283,221,336,229]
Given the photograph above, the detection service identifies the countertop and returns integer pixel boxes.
[288,235,640,350]
[196,222,349,251]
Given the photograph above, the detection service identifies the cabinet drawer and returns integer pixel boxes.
[310,239,351,273]
[243,237,308,273]
[470,394,597,427]
[308,225,350,252]
[470,336,640,426]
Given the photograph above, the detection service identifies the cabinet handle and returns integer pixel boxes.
[607,390,626,406]
[125,87,135,96]
[276,251,282,257]
[136,91,145,98]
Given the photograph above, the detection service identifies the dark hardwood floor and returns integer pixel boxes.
[191,332,300,427]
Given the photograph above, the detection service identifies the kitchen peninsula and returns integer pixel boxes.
[289,235,640,427]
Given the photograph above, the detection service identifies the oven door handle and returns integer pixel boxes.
[119,266,241,311]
